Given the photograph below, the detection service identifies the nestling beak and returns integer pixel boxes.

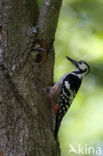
[34,47,45,52]
[66,56,78,68]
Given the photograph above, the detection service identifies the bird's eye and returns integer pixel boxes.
[79,61,83,64]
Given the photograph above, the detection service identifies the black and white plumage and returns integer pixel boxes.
[54,56,90,138]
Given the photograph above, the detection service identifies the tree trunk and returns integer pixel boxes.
[0,0,62,155]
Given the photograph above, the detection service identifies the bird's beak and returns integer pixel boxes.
[66,56,78,67]
[35,47,45,52]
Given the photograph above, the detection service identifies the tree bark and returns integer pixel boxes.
[0,0,62,155]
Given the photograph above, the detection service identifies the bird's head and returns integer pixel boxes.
[66,56,90,77]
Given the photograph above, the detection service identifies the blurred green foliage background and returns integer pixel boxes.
[54,0,103,155]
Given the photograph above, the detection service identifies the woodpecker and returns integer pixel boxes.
[48,56,90,138]
[30,40,48,64]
